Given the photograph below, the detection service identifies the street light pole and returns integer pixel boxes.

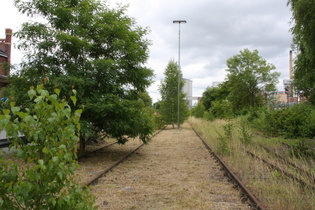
[173,20,186,129]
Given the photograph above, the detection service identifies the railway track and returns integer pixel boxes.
[258,143,315,184]
[190,125,265,210]
[79,124,265,209]
[246,150,315,191]
[80,128,164,189]
[82,141,145,189]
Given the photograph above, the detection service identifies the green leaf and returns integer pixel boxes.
[28,89,36,100]
[36,84,44,92]
[40,89,49,97]
[72,89,77,96]
[52,156,59,162]
[54,88,60,96]
[34,96,44,103]
[38,159,44,165]
[48,95,59,108]
[24,115,33,123]
[70,96,77,106]
[57,172,63,179]
[47,117,55,123]
[3,109,10,115]
[59,144,66,150]
[75,109,83,115]
[11,107,20,115]
[42,147,49,154]
[10,102,16,108]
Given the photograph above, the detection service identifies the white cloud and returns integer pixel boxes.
[1,0,293,103]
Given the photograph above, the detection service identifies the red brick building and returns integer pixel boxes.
[0,28,12,87]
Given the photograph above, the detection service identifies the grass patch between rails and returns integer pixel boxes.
[188,117,315,210]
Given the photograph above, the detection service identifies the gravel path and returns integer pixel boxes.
[87,122,250,209]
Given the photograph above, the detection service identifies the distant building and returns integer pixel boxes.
[0,28,12,87]
[271,91,287,104]
[183,79,200,109]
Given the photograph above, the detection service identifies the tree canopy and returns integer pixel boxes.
[223,49,279,111]
[201,86,225,111]
[159,60,188,128]
[9,0,154,152]
[288,0,315,104]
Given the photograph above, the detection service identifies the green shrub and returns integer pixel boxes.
[191,102,206,118]
[246,107,264,122]
[0,85,95,209]
[290,139,315,158]
[153,112,165,129]
[203,111,215,121]
[211,100,234,119]
[263,104,315,138]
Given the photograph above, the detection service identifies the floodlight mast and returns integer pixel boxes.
[173,20,186,129]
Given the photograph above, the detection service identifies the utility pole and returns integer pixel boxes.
[173,20,186,129]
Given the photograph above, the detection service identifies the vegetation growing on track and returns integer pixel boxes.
[189,117,315,210]
[189,44,315,209]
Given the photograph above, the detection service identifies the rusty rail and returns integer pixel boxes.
[258,143,314,183]
[191,125,265,210]
[82,142,145,188]
[247,150,315,191]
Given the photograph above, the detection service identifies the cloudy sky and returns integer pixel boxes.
[1,0,293,103]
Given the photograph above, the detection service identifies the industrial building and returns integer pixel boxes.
[183,78,200,109]
[0,28,12,88]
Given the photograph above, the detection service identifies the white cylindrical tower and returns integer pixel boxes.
[183,79,193,108]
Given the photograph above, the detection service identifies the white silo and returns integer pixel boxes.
[183,79,193,108]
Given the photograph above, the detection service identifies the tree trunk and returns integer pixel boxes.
[79,136,86,156]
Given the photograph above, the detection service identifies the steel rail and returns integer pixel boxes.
[190,125,265,210]
[247,150,315,191]
[258,143,314,183]
[82,142,145,189]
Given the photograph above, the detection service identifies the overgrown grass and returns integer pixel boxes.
[188,117,315,210]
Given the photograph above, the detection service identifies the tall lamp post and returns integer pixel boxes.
[173,20,186,129]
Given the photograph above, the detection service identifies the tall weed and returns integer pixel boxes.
[216,131,231,155]
[216,119,234,155]
[239,123,252,145]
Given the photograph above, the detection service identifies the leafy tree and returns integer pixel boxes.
[224,49,279,111]
[211,99,234,119]
[191,102,206,118]
[159,60,188,128]
[288,0,315,104]
[201,86,226,110]
[0,85,95,209]
[138,91,153,107]
[10,0,154,153]
[153,101,162,110]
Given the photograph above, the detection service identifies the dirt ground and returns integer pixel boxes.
[77,122,250,209]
